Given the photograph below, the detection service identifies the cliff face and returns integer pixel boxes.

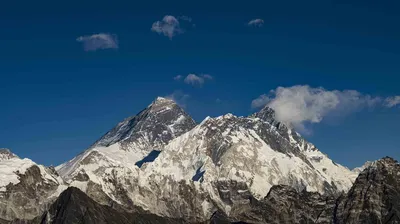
[335,157,400,224]
[11,187,186,224]
[0,149,66,221]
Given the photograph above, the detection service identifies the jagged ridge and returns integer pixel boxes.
[1,97,397,223]
[51,97,358,222]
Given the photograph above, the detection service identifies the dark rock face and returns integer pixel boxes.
[335,157,400,224]
[32,187,186,224]
[201,113,305,165]
[252,106,317,153]
[211,157,400,224]
[93,97,196,149]
[0,165,62,221]
[211,185,336,224]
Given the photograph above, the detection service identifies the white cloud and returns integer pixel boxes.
[182,74,213,86]
[202,74,213,80]
[252,85,382,132]
[76,33,118,51]
[151,15,193,39]
[173,75,183,80]
[165,90,190,108]
[248,19,264,27]
[384,96,400,108]
[184,74,204,85]
[251,94,270,109]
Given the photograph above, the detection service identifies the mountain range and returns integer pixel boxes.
[0,97,398,223]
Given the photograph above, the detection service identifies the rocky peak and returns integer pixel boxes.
[335,156,400,223]
[92,97,196,148]
[252,106,276,123]
[371,156,399,176]
[147,97,179,113]
[378,156,398,165]
[355,157,399,175]
[250,106,293,138]
[151,96,175,105]
[0,148,18,161]
[352,160,375,173]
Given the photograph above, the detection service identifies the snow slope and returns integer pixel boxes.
[0,149,67,220]
[143,113,356,199]
[0,149,64,192]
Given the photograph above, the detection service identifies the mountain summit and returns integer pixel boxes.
[0,148,18,161]
[53,100,359,221]
[0,98,398,223]
[92,96,195,148]
[56,96,196,188]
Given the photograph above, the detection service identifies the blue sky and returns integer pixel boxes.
[1,0,400,168]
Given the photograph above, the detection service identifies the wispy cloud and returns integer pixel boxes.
[178,15,192,22]
[251,85,395,133]
[173,75,183,81]
[384,96,400,108]
[184,74,204,85]
[151,15,193,39]
[165,90,190,108]
[76,33,118,51]
[202,74,213,80]
[248,19,264,27]
[251,94,270,108]
[177,74,213,86]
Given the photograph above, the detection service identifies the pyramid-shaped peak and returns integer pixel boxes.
[0,148,19,161]
[148,97,179,113]
[89,96,195,149]
[152,97,176,105]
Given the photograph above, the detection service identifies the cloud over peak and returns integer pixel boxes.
[248,19,264,27]
[76,33,118,51]
[175,74,213,86]
[251,85,394,133]
[165,90,190,108]
[151,15,193,39]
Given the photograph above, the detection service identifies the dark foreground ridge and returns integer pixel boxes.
[5,187,186,224]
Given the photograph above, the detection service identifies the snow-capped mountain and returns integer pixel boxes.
[6,157,398,224]
[146,111,356,198]
[0,149,67,221]
[52,97,358,222]
[56,97,196,181]
[1,97,399,223]
[53,97,199,215]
